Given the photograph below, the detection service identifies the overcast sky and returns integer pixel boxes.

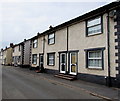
[0,1,114,49]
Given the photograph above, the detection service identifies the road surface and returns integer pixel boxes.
[2,66,103,100]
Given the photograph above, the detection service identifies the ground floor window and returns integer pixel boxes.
[85,48,105,69]
[47,53,55,66]
[32,54,37,65]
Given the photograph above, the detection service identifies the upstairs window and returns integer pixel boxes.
[33,39,38,48]
[86,16,102,36]
[48,33,55,45]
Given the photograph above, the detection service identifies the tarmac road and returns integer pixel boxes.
[2,66,103,100]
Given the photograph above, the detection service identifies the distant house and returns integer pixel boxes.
[22,39,31,68]
[30,33,44,71]
[0,49,3,65]
[12,43,23,66]
[2,43,14,66]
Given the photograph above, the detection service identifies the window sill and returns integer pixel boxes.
[32,63,37,65]
[48,43,55,45]
[86,32,103,37]
[48,64,55,66]
[87,67,103,70]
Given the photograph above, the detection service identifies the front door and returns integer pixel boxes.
[39,54,44,69]
[60,53,66,73]
[69,52,77,75]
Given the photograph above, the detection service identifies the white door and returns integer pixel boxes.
[60,53,66,73]
[70,52,77,75]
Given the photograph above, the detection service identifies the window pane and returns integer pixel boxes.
[49,54,54,59]
[49,33,54,39]
[61,54,65,63]
[89,51,102,58]
[71,65,76,72]
[87,17,101,27]
[33,55,37,64]
[88,50,102,68]
[48,54,54,65]
[33,40,37,43]
[49,59,54,65]
[71,53,76,64]
[88,25,101,35]
[49,38,54,44]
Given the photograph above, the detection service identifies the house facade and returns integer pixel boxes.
[2,49,7,65]
[29,2,120,87]
[3,43,14,66]
[22,39,31,67]
[12,43,23,66]
[0,49,3,65]
[30,33,44,71]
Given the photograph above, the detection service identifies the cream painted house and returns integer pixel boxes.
[2,49,7,65]
[30,2,120,87]
[0,49,3,65]
[12,43,23,66]
[2,43,14,66]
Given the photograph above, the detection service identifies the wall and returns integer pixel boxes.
[31,36,44,67]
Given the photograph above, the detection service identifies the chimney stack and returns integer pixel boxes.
[49,25,53,29]
[10,43,13,47]
[24,39,26,42]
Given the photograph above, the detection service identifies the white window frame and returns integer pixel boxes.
[87,16,102,36]
[32,54,37,65]
[48,33,55,45]
[48,53,55,66]
[33,39,38,48]
[88,50,102,69]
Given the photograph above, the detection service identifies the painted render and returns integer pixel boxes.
[12,44,22,66]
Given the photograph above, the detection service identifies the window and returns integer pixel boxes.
[33,39,38,48]
[85,48,105,69]
[32,54,37,65]
[86,16,102,36]
[48,33,55,44]
[88,51,102,68]
[47,53,55,66]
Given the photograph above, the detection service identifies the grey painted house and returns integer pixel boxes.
[22,39,32,67]
[29,2,120,88]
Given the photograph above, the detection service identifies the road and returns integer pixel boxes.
[2,65,103,100]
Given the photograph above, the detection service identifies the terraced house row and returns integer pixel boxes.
[1,2,120,88]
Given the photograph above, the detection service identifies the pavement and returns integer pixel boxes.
[2,65,120,100]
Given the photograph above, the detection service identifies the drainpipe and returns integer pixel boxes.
[107,12,111,87]
[43,35,45,54]
[43,35,45,72]
[67,26,69,74]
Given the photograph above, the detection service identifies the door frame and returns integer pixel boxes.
[68,51,78,75]
[59,51,67,74]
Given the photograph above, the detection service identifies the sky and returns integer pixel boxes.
[0,0,116,49]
